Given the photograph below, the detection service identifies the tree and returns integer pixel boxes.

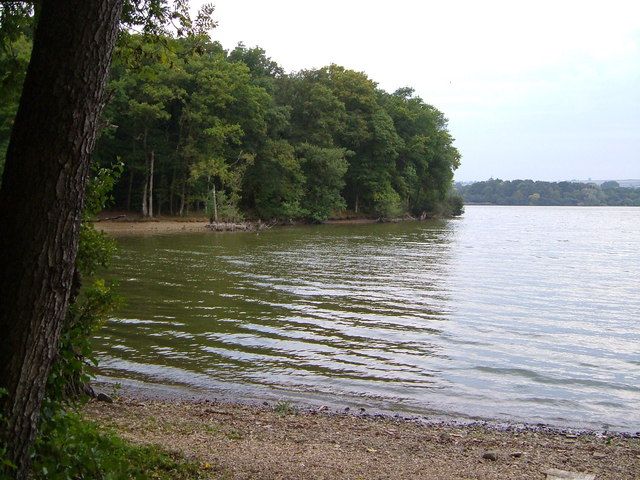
[0,1,124,477]
[244,139,305,220]
[382,87,460,215]
[297,143,348,222]
[0,4,34,176]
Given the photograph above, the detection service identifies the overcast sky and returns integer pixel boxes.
[195,0,640,182]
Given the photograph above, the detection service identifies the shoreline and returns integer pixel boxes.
[85,387,640,479]
[95,218,212,235]
[93,378,638,437]
[93,216,417,236]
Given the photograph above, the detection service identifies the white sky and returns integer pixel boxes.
[195,0,640,181]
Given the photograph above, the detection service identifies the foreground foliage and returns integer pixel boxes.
[31,411,207,480]
[0,160,204,480]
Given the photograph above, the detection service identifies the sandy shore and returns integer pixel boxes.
[85,396,639,480]
[95,219,211,236]
[93,216,392,236]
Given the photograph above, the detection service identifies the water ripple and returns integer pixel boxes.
[97,206,640,431]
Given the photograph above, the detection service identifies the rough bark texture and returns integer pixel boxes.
[0,1,123,477]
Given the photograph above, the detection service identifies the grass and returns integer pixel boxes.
[273,400,296,417]
[29,411,212,480]
[225,429,243,441]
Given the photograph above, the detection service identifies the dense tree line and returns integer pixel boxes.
[456,179,640,206]
[1,32,463,223]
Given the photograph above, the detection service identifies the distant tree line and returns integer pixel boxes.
[456,179,640,206]
[1,32,463,222]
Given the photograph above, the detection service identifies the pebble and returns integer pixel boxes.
[544,468,595,480]
[511,451,523,458]
[96,392,113,403]
[592,452,607,460]
[482,451,498,461]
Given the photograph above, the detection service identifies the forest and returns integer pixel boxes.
[1,29,463,223]
[456,179,640,206]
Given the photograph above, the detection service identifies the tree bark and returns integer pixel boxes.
[0,1,123,477]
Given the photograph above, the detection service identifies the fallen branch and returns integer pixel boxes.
[94,215,126,222]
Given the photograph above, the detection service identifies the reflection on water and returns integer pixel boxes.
[96,206,640,431]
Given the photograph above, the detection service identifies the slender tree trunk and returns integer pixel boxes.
[0,1,123,478]
[141,171,148,216]
[141,127,149,216]
[148,150,154,217]
[179,177,186,216]
[212,182,218,223]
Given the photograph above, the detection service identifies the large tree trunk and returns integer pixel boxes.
[0,1,123,477]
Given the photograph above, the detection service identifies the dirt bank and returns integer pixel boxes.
[95,220,211,235]
[85,397,639,480]
[92,214,413,236]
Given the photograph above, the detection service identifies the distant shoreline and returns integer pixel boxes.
[456,179,640,207]
[463,203,640,206]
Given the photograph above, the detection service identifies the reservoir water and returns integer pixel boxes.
[96,206,640,431]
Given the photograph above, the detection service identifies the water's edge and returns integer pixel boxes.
[94,376,639,436]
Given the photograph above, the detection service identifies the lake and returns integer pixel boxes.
[96,206,640,432]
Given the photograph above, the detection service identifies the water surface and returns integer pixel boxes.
[96,206,640,431]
